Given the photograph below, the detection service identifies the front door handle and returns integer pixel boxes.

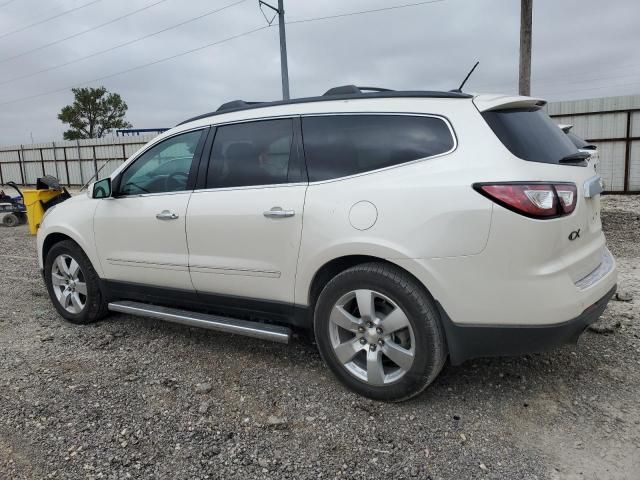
[263,207,295,218]
[156,210,179,220]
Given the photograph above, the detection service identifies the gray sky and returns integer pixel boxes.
[0,0,638,145]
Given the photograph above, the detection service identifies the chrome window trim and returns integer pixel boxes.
[192,182,307,195]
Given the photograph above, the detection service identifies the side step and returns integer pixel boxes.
[108,300,291,344]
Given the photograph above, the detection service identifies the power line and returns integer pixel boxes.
[0,0,169,64]
[0,0,247,85]
[285,0,446,25]
[0,0,462,107]
[0,0,102,41]
[0,25,269,106]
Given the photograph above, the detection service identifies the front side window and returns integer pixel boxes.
[301,115,455,182]
[207,119,293,188]
[119,129,204,195]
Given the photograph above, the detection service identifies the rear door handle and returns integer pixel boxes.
[156,210,179,220]
[263,207,295,218]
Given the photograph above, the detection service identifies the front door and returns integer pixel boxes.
[186,118,307,304]
[94,128,207,290]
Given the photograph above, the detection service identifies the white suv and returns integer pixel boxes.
[37,86,617,401]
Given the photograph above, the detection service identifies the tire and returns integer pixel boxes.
[44,240,109,324]
[2,213,19,227]
[314,262,447,402]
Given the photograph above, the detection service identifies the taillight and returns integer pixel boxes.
[473,182,577,219]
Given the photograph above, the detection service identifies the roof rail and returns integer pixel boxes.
[178,88,472,126]
[323,85,393,96]
[216,100,264,112]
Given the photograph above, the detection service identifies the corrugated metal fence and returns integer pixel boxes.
[547,95,640,193]
[0,135,157,187]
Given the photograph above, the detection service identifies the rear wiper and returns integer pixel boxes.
[559,151,590,164]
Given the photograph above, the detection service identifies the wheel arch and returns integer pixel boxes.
[40,228,104,277]
[42,232,75,263]
[306,255,438,314]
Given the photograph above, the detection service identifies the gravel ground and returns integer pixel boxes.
[0,195,638,480]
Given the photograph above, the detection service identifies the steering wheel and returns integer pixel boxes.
[165,171,189,191]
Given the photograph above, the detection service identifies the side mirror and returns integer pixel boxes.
[92,178,112,199]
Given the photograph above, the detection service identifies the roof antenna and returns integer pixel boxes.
[453,61,479,92]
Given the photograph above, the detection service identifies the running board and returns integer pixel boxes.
[108,300,291,344]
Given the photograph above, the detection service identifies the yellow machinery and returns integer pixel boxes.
[23,188,66,235]
[20,177,71,235]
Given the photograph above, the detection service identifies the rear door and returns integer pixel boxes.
[186,117,307,304]
[94,128,208,290]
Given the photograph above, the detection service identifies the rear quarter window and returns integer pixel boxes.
[482,108,578,164]
[301,114,455,182]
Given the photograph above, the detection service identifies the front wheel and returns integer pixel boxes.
[314,263,447,401]
[44,240,108,324]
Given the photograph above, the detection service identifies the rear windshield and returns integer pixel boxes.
[482,108,578,164]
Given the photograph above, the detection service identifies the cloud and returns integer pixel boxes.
[0,0,638,144]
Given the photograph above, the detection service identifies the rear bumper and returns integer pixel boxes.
[439,284,616,365]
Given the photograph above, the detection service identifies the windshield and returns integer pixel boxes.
[482,107,579,164]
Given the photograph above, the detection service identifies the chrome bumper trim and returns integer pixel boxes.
[575,249,614,290]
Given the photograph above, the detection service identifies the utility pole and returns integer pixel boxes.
[259,0,290,100]
[519,0,532,96]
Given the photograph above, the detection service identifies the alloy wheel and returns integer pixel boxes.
[328,289,416,386]
[51,254,87,314]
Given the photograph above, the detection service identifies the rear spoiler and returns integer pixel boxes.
[473,94,546,112]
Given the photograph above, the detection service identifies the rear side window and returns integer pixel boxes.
[301,115,454,182]
[482,108,578,164]
[207,119,293,188]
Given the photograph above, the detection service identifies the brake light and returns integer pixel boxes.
[474,183,577,219]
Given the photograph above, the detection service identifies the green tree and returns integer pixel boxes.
[58,86,132,140]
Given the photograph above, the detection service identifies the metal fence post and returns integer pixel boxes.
[624,111,631,193]
[52,141,60,180]
[0,161,4,185]
[39,147,45,178]
[18,145,25,185]
[92,145,98,181]
[63,146,71,187]
[76,140,83,185]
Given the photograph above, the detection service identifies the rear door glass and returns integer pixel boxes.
[207,119,294,188]
[482,108,578,164]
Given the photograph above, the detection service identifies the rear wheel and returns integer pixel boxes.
[2,213,19,227]
[44,240,108,324]
[314,263,447,401]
